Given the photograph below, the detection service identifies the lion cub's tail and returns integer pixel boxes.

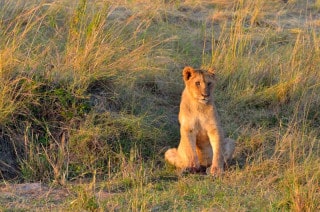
[165,148,185,169]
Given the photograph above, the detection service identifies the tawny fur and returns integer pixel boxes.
[165,66,235,176]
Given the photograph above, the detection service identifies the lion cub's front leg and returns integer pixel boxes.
[177,127,200,171]
[207,129,224,176]
[165,127,200,171]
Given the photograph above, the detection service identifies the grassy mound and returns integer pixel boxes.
[0,0,319,211]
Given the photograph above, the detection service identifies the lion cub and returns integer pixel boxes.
[165,66,235,176]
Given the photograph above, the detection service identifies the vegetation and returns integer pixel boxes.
[0,0,319,210]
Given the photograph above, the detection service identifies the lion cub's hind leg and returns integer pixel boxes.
[223,138,235,162]
[165,148,185,169]
[196,145,213,173]
[196,144,213,167]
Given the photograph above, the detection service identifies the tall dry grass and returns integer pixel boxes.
[0,0,174,183]
[0,0,319,211]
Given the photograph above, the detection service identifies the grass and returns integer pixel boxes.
[0,0,319,211]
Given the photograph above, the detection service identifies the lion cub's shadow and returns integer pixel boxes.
[179,158,238,176]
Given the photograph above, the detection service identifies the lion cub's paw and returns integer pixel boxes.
[207,165,224,177]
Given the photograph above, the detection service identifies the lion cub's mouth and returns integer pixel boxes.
[199,98,210,104]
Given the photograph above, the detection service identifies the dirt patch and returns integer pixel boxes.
[0,183,70,210]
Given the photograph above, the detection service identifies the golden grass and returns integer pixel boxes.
[0,0,319,211]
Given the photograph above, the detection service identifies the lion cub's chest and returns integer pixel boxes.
[179,103,217,133]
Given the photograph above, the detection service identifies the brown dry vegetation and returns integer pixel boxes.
[0,0,319,211]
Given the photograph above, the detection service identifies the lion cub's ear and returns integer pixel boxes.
[182,66,195,81]
[208,67,215,75]
[207,67,216,78]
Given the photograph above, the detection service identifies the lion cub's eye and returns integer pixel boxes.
[195,81,200,86]
[207,82,212,86]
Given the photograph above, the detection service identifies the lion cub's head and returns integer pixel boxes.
[182,66,216,104]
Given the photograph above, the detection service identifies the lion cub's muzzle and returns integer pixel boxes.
[199,93,210,104]
[202,93,209,98]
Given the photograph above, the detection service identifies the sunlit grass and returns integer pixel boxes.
[0,0,319,211]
